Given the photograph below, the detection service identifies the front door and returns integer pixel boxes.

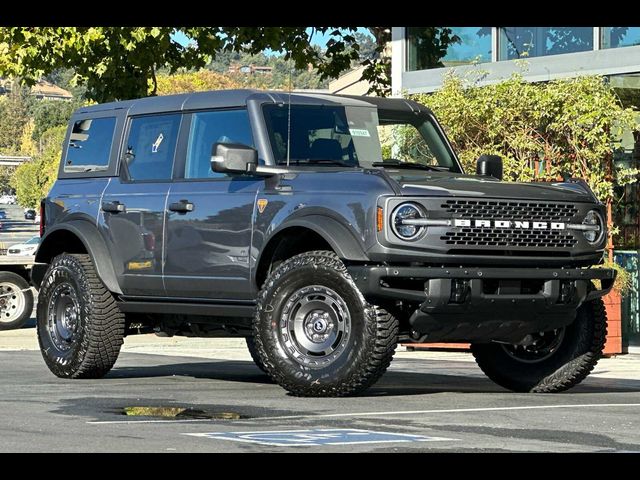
[164,109,260,300]
[100,113,182,296]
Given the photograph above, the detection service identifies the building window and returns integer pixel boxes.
[406,27,491,71]
[498,27,593,60]
[602,27,640,49]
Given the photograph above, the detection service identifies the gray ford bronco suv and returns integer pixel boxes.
[33,89,616,397]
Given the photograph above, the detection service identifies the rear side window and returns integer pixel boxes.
[64,117,116,173]
[123,114,181,181]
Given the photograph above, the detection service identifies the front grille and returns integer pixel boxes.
[440,199,579,249]
[441,227,577,248]
[441,199,578,221]
[0,249,7,255]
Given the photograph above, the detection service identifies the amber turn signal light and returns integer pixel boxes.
[377,206,384,232]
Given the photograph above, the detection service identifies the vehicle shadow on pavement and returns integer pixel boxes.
[107,359,640,396]
[109,360,275,384]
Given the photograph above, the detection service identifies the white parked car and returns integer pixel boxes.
[7,236,40,256]
[0,195,14,205]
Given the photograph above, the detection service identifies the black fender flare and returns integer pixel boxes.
[268,214,370,262]
[34,220,122,295]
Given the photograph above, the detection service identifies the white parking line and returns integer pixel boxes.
[87,403,640,425]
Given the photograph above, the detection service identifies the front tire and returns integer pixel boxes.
[253,251,398,397]
[0,271,33,331]
[37,253,125,378]
[245,336,268,373]
[471,298,607,393]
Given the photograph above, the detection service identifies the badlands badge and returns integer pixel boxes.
[257,199,268,214]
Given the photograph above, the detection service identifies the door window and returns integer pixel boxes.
[185,110,254,179]
[123,114,181,181]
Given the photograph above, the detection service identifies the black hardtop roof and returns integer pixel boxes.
[74,89,433,117]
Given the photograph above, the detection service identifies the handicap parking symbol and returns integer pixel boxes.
[185,428,455,446]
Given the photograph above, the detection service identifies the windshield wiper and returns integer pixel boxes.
[307,159,355,167]
[372,160,444,171]
[278,159,356,168]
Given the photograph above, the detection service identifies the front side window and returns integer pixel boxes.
[263,104,459,171]
[123,114,181,181]
[185,110,254,179]
[64,117,116,173]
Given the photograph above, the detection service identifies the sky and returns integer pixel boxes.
[171,27,373,49]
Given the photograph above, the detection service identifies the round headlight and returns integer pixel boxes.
[391,203,425,240]
[582,210,605,245]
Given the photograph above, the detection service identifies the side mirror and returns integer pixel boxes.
[211,143,258,174]
[476,154,503,180]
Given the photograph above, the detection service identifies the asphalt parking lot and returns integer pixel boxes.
[1,328,639,452]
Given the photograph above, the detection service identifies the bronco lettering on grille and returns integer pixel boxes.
[453,219,566,230]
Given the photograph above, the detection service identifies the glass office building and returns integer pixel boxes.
[393,27,640,347]
[395,27,640,91]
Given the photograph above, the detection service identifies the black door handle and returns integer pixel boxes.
[102,201,125,213]
[168,199,194,213]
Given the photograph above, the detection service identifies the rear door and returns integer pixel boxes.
[99,113,182,296]
[163,109,260,300]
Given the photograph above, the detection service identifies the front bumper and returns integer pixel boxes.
[348,265,616,343]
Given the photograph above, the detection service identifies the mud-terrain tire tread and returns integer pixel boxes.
[471,298,607,393]
[37,253,125,379]
[245,336,268,373]
[253,250,398,397]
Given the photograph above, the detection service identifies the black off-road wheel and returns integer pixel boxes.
[253,250,398,397]
[245,336,268,373]
[471,298,607,393]
[37,253,125,379]
[0,271,33,331]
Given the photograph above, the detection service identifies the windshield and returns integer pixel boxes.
[263,104,460,172]
[26,237,40,245]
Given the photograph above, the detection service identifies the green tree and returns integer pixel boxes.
[0,27,374,101]
[11,125,66,208]
[156,70,241,95]
[353,32,377,61]
[0,89,32,154]
[11,160,40,208]
[0,166,14,194]
[31,99,78,141]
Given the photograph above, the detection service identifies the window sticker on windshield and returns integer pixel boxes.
[349,128,371,137]
[152,133,164,153]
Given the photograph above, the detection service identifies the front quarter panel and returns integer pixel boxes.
[250,170,394,291]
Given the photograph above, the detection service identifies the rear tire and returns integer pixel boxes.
[0,271,33,331]
[37,253,125,379]
[471,298,607,393]
[253,250,398,397]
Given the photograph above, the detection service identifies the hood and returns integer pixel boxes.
[383,170,596,203]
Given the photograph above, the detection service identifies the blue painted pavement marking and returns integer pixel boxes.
[184,428,456,446]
